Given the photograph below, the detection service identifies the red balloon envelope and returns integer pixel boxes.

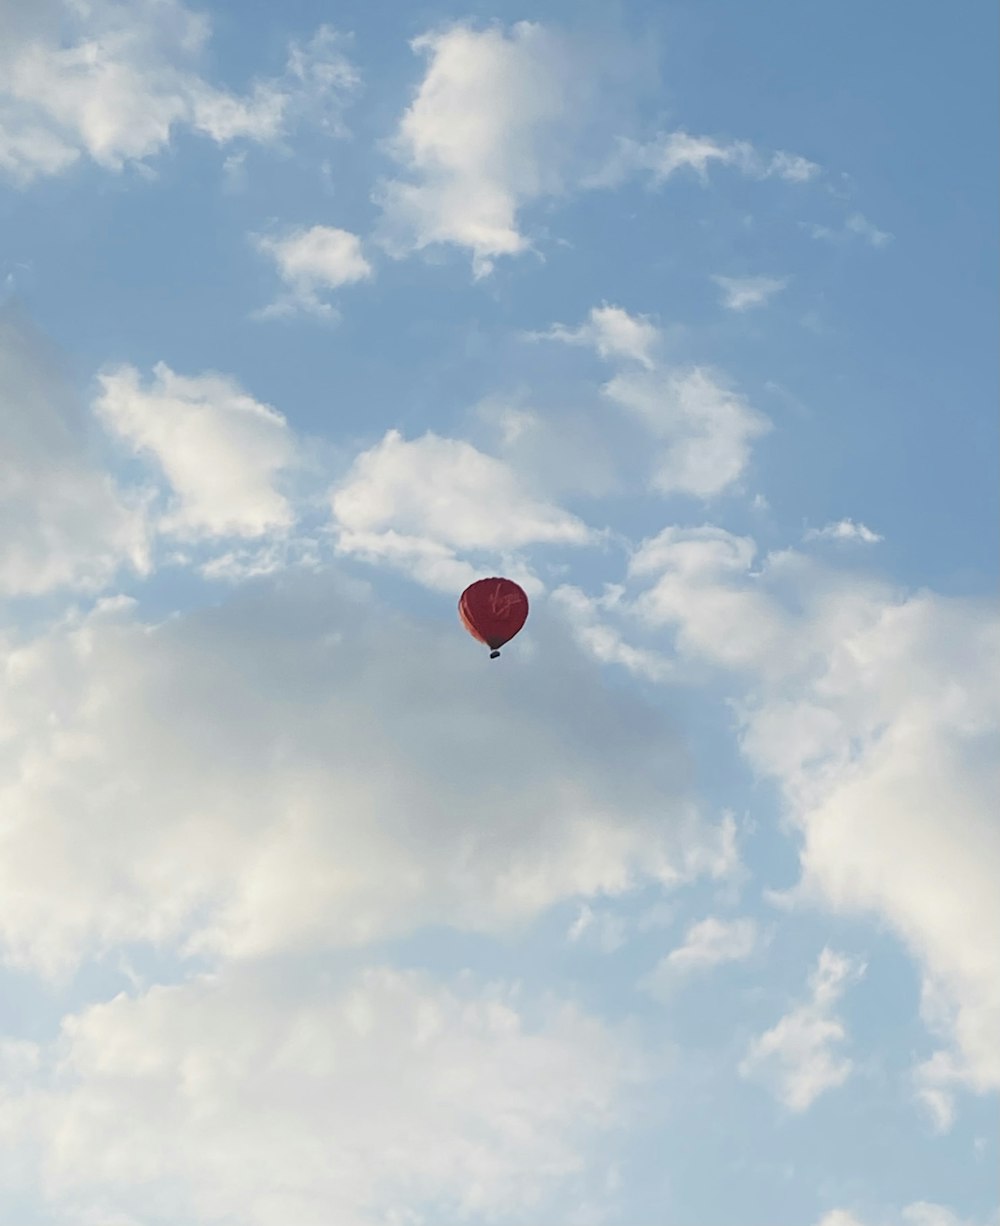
[458,577,529,659]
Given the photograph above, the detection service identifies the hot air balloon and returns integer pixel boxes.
[458,577,529,659]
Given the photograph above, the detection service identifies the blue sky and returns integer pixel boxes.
[0,3,997,1224]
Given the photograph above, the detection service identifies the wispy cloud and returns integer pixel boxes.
[641,915,759,999]
[596,130,820,188]
[713,275,789,312]
[552,584,674,681]
[530,303,659,368]
[804,519,883,544]
[0,5,359,183]
[814,1203,994,1226]
[740,948,866,1111]
[805,211,892,248]
[567,903,629,953]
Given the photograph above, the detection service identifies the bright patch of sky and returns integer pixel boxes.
[1,1,997,1224]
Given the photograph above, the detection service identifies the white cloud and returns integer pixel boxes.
[472,397,622,500]
[845,212,892,246]
[0,104,79,181]
[0,4,358,183]
[195,538,322,583]
[0,577,732,978]
[375,21,630,277]
[553,527,788,680]
[95,362,296,541]
[329,526,484,594]
[272,24,360,139]
[713,275,789,312]
[605,366,771,497]
[551,584,674,681]
[0,310,150,596]
[742,590,1000,1123]
[625,526,791,673]
[912,1076,958,1133]
[901,1206,994,1226]
[533,304,659,368]
[330,429,594,589]
[656,917,759,970]
[567,903,628,953]
[767,150,821,182]
[536,306,771,498]
[0,963,638,1225]
[804,519,883,544]
[375,22,571,275]
[253,225,372,319]
[740,947,865,1111]
[373,20,817,276]
[583,530,1000,1120]
[814,1205,994,1226]
[642,915,758,998]
[629,130,742,183]
[599,130,819,188]
[805,212,892,248]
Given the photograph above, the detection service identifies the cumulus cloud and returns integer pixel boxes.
[329,428,594,589]
[713,275,789,312]
[0,310,150,596]
[740,947,865,1111]
[804,519,883,544]
[374,21,638,276]
[561,527,1000,1121]
[376,22,576,275]
[95,362,297,541]
[372,19,818,276]
[741,591,1000,1124]
[0,3,358,183]
[627,526,791,671]
[641,915,758,999]
[0,576,734,978]
[554,528,785,677]
[0,963,638,1225]
[605,366,771,497]
[538,306,771,498]
[533,304,659,368]
[253,225,372,319]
